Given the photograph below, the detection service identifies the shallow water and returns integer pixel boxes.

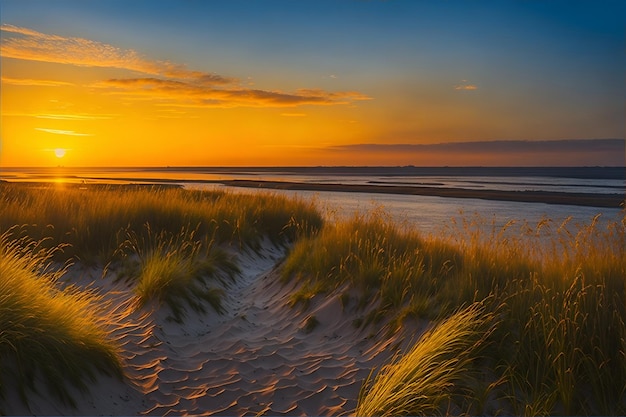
[3,166,623,237]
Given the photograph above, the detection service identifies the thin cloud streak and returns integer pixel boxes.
[1,23,371,108]
[327,139,625,166]
[3,112,116,120]
[94,78,370,108]
[330,139,624,153]
[454,84,478,90]
[35,127,94,136]
[1,76,75,87]
[35,113,114,120]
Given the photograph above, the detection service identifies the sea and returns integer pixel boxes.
[1,166,624,239]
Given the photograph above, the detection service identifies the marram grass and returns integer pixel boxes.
[1,183,624,414]
[0,232,122,408]
[282,211,461,322]
[356,303,494,416]
[121,224,238,322]
[0,183,322,409]
[284,209,626,415]
[0,183,323,261]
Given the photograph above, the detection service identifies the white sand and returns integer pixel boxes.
[3,240,421,416]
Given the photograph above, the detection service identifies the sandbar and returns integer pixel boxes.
[221,179,625,208]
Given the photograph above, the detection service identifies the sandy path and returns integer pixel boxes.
[4,242,409,416]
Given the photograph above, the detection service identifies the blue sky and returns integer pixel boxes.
[1,0,624,166]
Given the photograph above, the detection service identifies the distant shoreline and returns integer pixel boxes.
[3,179,623,208]
[219,180,625,208]
[2,166,625,180]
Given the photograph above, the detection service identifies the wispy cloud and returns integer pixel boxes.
[0,24,233,84]
[35,127,94,136]
[330,139,624,153]
[1,76,74,87]
[281,113,307,117]
[93,77,369,108]
[319,139,626,167]
[3,112,116,120]
[326,139,625,166]
[454,79,478,90]
[35,113,114,120]
[1,23,371,108]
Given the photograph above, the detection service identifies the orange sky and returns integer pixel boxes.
[1,2,624,167]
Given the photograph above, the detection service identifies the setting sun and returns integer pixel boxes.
[0,1,623,167]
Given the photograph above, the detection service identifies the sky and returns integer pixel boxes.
[1,0,624,167]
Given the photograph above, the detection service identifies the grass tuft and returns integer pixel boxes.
[356,303,494,416]
[121,224,233,322]
[0,231,122,408]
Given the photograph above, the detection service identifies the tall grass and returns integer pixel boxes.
[0,183,322,408]
[119,224,239,322]
[0,231,122,408]
[356,303,495,416]
[284,210,626,414]
[282,211,461,325]
[0,183,323,261]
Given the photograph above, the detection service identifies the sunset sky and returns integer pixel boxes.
[1,0,624,167]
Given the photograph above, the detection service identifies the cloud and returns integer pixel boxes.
[454,84,478,90]
[35,127,94,136]
[331,139,624,153]
[1,23,371,108]
[94,77,370,108]
[454,80,478,90]
[2,112,115,120]
[281,113,307,117]
[326,139,626,167]
[35,113,114,120]
[1,76,74,87]
[0,24,234,85]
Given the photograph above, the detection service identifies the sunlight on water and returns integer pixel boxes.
[2,167,622,240]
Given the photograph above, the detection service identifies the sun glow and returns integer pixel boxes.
[54,148,66,158]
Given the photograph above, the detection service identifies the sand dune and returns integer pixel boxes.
[4,241,415,416]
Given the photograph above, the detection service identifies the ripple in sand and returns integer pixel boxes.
[156,367,190,384]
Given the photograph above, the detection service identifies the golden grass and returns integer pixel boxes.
[282,211,461,323]
[284,210,626,414]
[0,183,323,261]
[0,231,122,408]
[121,224,236,322]
[1,182,624,414]
[356,303,494,416]
[0,183,323,408]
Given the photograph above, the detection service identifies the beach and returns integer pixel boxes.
[1,182,624,415]
[2,241,414,416]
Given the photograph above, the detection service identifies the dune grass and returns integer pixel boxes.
[0,232,123,409]
[0,183,323,262]
[356,303,495,416]
[119,224,239,322]
[283,210,626,415]
[0,183,323,408]
[1,182,624,414]
[282,211,462,325]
